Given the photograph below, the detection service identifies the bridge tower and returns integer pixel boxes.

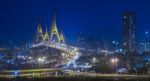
[59,31,65,43]
[50,14,60,43]
[36,22,44,43]
[44,26,49,42]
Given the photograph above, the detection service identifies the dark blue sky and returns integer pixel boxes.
[0,0,150,42]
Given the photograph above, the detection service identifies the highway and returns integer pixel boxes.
[0,69,150,79]
[65,70,150,79]
[0,68,62,78]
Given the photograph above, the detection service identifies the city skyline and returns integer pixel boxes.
[0,0,150,42]
[0,0,150,80]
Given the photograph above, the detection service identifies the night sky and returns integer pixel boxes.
[0,0,150,43]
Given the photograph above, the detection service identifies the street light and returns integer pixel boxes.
[111,58,118,73]
[62,53,65,56]
[134,67,137,75]
[92,57,96,64]
[92,57,96,72]
[38,57,45,68]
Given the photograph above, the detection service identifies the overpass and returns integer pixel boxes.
[66,70,150,79]
[0,68,62,78]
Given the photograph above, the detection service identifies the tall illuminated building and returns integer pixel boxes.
[144,31,150,52]
[138,31,150,53]
[122,11,136,54]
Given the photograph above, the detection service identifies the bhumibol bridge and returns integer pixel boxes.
[33,14,81,68]
[0,14,81,69]
[0,14,82,77]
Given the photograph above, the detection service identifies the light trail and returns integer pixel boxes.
[32,42,81,69]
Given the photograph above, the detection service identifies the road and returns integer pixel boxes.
[0,68,62,78]
[66,70,150,79]
[0,69,150,79]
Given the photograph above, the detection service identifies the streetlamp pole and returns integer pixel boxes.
[92,57,96,72]
[111,58,118,74]
[115,58,118,74]
[38,57,45,69]
[41,61,43,68]
[134,68,137,75]
[38,58,41,68]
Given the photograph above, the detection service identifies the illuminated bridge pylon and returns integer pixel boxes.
[35,21,44,43]
[59,31,65,43]
[50,14,60,43]
[44,26,49,42]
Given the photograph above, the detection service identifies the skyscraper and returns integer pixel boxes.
[122,11,136,54]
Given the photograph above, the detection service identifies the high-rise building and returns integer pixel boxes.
[122,11,136,54]
[138,31,150,53]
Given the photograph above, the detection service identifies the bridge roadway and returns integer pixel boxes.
[67,71,150,78]
[0,68,62,78]
[0,69,150,79]
[33,43,79,54]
